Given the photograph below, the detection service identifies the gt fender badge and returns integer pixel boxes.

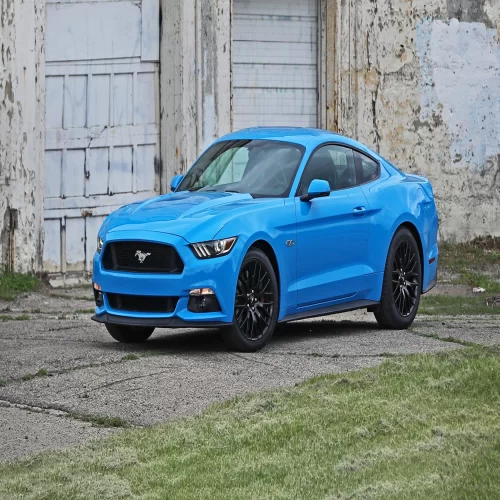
[135,250,151,263]
[286,240,295,247]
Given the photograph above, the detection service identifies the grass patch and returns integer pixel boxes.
[0,272,40,301]
[48,293,95,302]
[21,368,49,382]
[419,295,500,316]
[73,308,96,314]
[121,354,139,361]
[0,314,31,322]
[439,236,500,269]
[413,332,478,347]
[79,415,130,428]
[1,348,499,499]
[455,271,500,293]
[0,380,7,387]
[440,238,500,292]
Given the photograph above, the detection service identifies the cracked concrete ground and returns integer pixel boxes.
[0,288,498,462]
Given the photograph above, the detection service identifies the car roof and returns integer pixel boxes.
[214,127,395,172]
[218,127,346,148]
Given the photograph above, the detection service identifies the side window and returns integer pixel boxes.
[299,145,356,195]
[357,152,379,185]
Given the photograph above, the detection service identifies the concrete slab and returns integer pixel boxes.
[0,403,116,462]
[0,351,384,426]
[0,318,174,381]
[413,315,500,346]
[0,290,498,462]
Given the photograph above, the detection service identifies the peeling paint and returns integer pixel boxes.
[328,0,500,241]
[417,19,500,169]
[0,0,45,272]
[447,0,494,28]
[159,0,230,192]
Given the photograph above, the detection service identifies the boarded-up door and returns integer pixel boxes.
[43,0,160,276]
[232,0,318,129]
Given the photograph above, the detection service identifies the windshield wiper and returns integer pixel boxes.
[224,189,241,193]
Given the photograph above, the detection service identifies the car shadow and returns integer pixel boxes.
[96,318,380,355]
[271,319,379,345]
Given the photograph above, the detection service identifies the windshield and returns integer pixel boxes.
[177,140,304,197]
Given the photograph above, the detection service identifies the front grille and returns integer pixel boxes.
[102,241,184,274]
[107,293,178,313]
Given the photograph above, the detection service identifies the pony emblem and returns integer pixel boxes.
[135,250,151,264]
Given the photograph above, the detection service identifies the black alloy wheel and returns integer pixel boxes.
[374,227,422,329]
[235,258,275,341]
[392,240,419,317]
[222,248,279,351]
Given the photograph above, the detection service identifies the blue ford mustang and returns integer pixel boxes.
[92,127,438,351]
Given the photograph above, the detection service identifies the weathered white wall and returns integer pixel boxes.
[0,0,45,272]
[160,0,231,193]
[2,0,499,275]
[328,0,500,241]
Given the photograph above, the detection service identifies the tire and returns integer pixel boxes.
[105,323,154,343]
[222,248,279,352]
[374,228,422,329]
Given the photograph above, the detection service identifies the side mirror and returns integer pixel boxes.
[170,174,184,192]
[300,179,331,202]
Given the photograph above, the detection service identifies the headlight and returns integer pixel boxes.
[190,237,237,259]
[97,236,104,253]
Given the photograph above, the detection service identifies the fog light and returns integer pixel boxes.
[189,288,215,296]
[188,288,221,313]
[93,283,104,307]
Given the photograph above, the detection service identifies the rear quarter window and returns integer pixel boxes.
[358,153,380,184]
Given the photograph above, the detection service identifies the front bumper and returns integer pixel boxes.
[92,230,241,326]
[91,313,228,328]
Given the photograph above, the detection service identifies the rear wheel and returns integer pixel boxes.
[222,248,279,352]
[374,228,422,329]
[105,324,154,343]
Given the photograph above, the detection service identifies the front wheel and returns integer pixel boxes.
[222,248,279,352]
[105,323,154,343]
[374,228,422,329]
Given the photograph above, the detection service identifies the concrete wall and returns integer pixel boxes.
[327,0,500,241]
[0,0,45,272]
[1,0,500,274]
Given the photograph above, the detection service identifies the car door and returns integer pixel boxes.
[295,144,371,307]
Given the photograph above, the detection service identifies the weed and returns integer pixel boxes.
[439,240,500,292]
[0,315,30,322]
[0,273,40,301]
[415,332,478,347]
[81,415,129,428]
[121,354,139,361]
[21,368,49,381]
[48,293,94,302]
[419,295,500,316]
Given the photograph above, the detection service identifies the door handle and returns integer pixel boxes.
[353,206,366,216]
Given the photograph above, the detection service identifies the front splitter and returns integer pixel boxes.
[91,313,230,329]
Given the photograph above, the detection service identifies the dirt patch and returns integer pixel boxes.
[427,283,475,297]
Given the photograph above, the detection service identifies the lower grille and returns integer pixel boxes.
[103,241,184,274]
[107,293,178,313]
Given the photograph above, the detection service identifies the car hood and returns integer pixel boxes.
[101,191,284,242]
